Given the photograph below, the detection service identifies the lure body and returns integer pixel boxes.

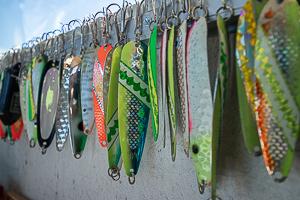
[103,47,115,127]
[29,56,47,121]
[0,63,22,126]
[0,120,6,139]
[93,44,112,147]
[254,0,300,182]
[235,0,262,155]
[56,55,73,151]
[37,60,60,149]
[19,65,28,134]
[9,118,23,141]
[25,66,37,145]
[167,25,177,161]
[147,26,159,141]
[161,29,169,148]
[81,46,99,135]
[187,18,213,188]
[69,55,87,158]
[176,20,189,157]
[118,41,150,177]
[105,46,123,172]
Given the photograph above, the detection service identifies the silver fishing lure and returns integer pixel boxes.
[56,54,73,151]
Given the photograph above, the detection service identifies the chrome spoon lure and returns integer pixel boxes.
[69,55,87,159]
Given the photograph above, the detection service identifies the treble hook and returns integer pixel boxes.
[166,0,178,29]
[149,0,157,31]
[134,0,145,42]
[68,19,85,55]
[105,3,121,46]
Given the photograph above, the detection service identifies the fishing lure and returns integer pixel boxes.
[93,44,112,147]
[25,60,37,147]
[161,28,169,148]
[118,40,150,184]
[19,65,28,135]
[147,26,159,141]
[37,59,60,154]
[29,56,47,121]
[187,16,213,194]
[167,25,177,161]
[0,120,6,140]
[56,55,73,151]
[235,0,262,156]
[254,0,300,182]
[69,55,87,158]
[81,45,99,135]
[9,117,24,143]
[0,62,22,126]
[176,19,189,157]
[106,46,123,180]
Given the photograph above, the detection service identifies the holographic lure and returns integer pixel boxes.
[56,55,74,151]
[81,45,99,135]
[235,0,262,156]
[118,41,150,184]
[105,46,123,179]
[29,56,47,121]
[176,19,189,157]
[37,59,60,154]
[167,25,177,161]
[161,28,169,148]
[254,0,300,182]
[69,55,87,159]
[147,26,159,141]
[93,44,112,147]
[25,60,37,147]
[19,65,28,135]
[187,17,213,193]
[103,47,115,129]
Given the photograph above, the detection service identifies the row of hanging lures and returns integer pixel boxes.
[0,0,299,197]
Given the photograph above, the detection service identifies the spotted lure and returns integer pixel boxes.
[187,17,213,193]
[118,41,150,184]
[254,0,300,182]
[93,44,112,147]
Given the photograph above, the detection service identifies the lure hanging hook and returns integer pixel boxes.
[105,4,121,46]
[215,0,233,22]
[128,169,136,185]
[177,0,188,22]
[149,0,157,31]
[134,0,145,44]
[29,138,36,148]
[166,0,178,29]
[68,19,86,55]
[192,0,208,20]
